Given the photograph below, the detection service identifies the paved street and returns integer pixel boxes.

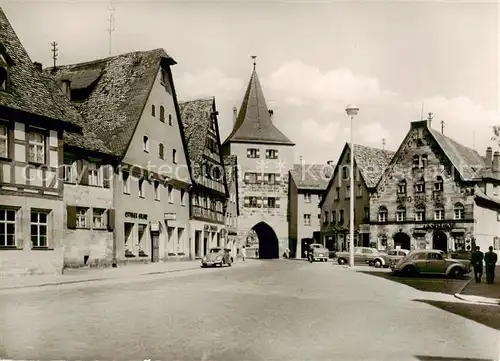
[1,260,499,361]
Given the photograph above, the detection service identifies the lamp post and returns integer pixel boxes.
[345,104,359,267]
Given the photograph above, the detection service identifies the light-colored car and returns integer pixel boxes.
[382,249,411,268]
[336,247,386,266]
[307,243,329,262]
[392,249,470,278]
[201,248,232,268]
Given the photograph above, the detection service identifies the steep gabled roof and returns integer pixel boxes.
[179,97,228,195]
[0,7,79,127]
[223,68,294,146]
[43,48,176,157]
[319,143,394,207]
[289,164,334,191]
[40,73,112,155]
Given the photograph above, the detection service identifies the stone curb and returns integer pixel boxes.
[453,277,500,306]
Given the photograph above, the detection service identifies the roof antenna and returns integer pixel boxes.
[51,41,58,69]
[251,55,257,70]
[107,2,116,56]
[440,120,445,134]
[382,138,386,151]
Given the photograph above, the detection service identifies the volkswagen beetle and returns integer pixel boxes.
[201,247,232,267]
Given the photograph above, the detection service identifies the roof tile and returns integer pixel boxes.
[290,163,334,190]
[352,144,395,188]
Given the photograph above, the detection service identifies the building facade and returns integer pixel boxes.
[320,143,393,252]
[179,98,228,259]
[289,163,333,258]
[223,154,240,258]
[222,66,295,259]
[46,49,193,264]
[369,117,483,253]
[0,8,83,276]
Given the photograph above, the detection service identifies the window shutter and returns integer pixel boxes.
[107,209,115,231]
[67,206,76,229]
[275,198,281,208]
[256,149,260,158]
[244,197,250,206]
[275,173,281,182]
[247,149,251,157]
[103,165,110,188]
[262,198,268,208]
[257,173,262,182]
[80,159,89,185]
[275,150,279,158]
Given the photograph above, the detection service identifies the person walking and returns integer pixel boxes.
[484,246,498,284]
[470,246,484,283]
[241,246,246,262]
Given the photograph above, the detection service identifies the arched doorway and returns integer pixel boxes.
[433,230,448,252]
[393,232,411,250]
[252,222,279,259]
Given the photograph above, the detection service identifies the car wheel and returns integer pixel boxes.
[374,259,382,268]
[450,267,463,279]
[402,265,417,277]
[337,258,347,265]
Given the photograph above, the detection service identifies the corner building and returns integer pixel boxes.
[222,65,294,259]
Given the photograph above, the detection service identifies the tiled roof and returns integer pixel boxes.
[223,69,294,146]
[43,48,175,157]
[223,154,237,189]
[429,128,484,181]
[474,184,500,211]
[0,7,79,126]
[352,144,395,188]
[178,98,214,177]
[40,73,112,155]
[290,163,334,190]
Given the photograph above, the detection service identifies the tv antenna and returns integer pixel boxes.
[51,41,58,69]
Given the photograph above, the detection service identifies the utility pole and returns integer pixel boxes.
[107,3,116,56]
[51,41,58,69]
[440,120,445,134]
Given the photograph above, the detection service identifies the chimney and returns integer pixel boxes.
[33,62,42,72]
[486,147,493,168]
[268,109,274,122]
[60,79,71,99]
[327,160,334,166]
[427,112,433,127]
[493,151,500,173]
[232,107,237,125]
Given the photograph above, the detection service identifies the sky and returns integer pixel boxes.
[2,0,499,165]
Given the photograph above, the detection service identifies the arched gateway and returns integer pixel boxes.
[250,222,280,259]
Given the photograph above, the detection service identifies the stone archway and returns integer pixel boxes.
[393,232,411,250]
[251,222,279,259]
[433,230,448,252]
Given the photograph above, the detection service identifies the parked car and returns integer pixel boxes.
[201,248,232,267]
[307,243,329,262]
[381,249,411,268]
[336,247,386,266]
[392,249,470,278]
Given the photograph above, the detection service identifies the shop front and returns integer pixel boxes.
[190,220,222,258]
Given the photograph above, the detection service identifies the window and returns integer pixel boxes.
[249,196,258,207]
[304,193,311,203]
[413,155,420,167]
[245,172,258,183]
[181,189,185,206]
[168,114,173,126]
[339,210,344,223]
[159,106,165,122]
[159,144,164,159]
[415,177,425,193]
[415,206,425,221]
[138,178,145,198]
[428,252,443,260]
[304,214,311,226]
[151,104,155,117]
[397,180,406,194]
[266,149,278,159]
[434,205,444,221]
[265,173,276,184]
[265,197,275,208]
[363,207,369,221]
[378,206,388,222]
[247,148,259,158]
[342,166,348,179]
[324,211,329,223]
[154,181,160,201]
[31,211,48,248]
[63,157,76,183]
[88,162,101,186]
[396,206,406,222]
[434,176,443,192]
[76,207,87,228]
[0,124,7,158]
[122,171,130,194]
[454,203,464,220]
[357,184,363,197]
[335,187,340,199]
[168,185,173,203]
[0,209,16,247]
[0,66,8,91]
[143,136,149,152]
[172,149,177,163]
[420,154,428,168]
[28,132,45,163]
[92,208,106,229]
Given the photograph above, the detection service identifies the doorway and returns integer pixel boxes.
[195,231,201,258]
[151,232,159,262]
[393,232,411,250]
[433,230,448,252]
[203,232,208,256]
[252,222,280,259]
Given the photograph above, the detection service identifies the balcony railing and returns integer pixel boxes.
[192,206,224,224]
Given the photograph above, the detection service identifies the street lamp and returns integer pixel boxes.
[345,104,359,268]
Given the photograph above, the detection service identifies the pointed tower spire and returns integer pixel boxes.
[223,59,294,146]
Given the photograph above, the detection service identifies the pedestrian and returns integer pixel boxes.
[241,246,246,262]
[470,246,484,283]
[484,246,498,284]
[255,249,259,258]
[284,247,290,258]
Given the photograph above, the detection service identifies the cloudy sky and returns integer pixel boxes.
[3,0,499,164]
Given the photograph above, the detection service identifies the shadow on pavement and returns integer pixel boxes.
[359,271,470,295]
[414,299,500,331]
[414,356,494,361]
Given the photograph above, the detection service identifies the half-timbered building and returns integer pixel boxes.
[223,154,240,258]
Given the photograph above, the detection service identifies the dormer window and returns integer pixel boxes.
[397,180,407,194]
[420,154,428,168]
[434,176,443,192]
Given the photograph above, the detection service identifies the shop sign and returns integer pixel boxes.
[397,193,445,204]
[125,212,148,220]
[164,213,176,221]
[414,223,454,232]
[150,221,160,232]
[204,225,218,232]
